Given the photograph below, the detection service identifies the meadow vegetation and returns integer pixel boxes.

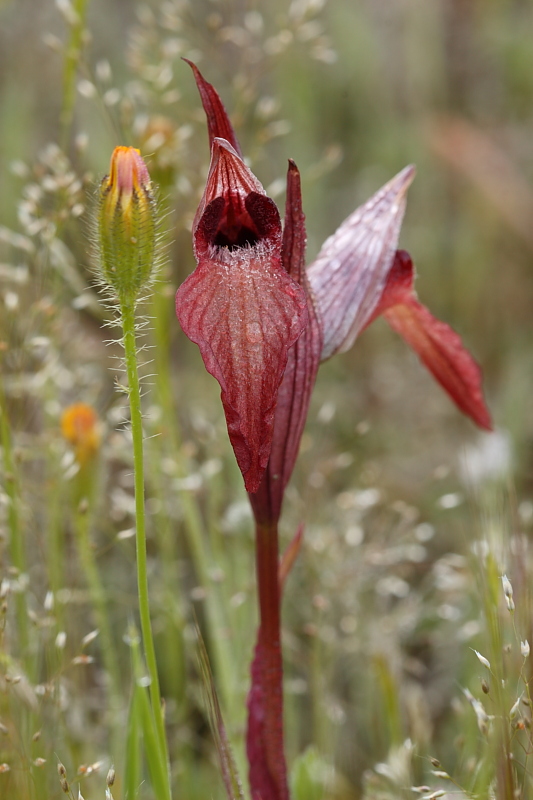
[1,1,533,798]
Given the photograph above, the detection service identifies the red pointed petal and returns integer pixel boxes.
[268,163,323,496]
[308,166,415,360]
[249,162,323,522]
[184,59,242,158]
[371,250,492,430]
[282,159,308,283]
[385,301,492,429]
[176,248,308,493]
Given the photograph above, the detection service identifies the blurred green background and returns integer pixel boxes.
[3,0,533,448]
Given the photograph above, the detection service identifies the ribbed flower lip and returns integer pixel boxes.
[176,137,309,493]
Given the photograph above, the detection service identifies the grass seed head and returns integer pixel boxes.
[510,695,522,720]
[501,574,515,611]
[473,649,491,670]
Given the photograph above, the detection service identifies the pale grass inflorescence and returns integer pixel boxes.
[0,1,532,799]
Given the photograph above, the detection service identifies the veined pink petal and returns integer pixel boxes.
[176,144,308,493]
[369,250,492,430]
[308,165,415,360]
[184,59,242,157]
[250,161,323,522]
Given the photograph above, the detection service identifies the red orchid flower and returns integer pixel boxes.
[176,63,308,495]
[176,63,492,800]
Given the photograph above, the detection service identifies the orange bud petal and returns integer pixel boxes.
[61,403,101,465]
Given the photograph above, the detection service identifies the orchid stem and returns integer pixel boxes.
[120,297,170,784]
[255,520,288,800]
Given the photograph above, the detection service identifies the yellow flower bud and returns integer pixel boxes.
[98,147,156,298]
[61,403,101,465]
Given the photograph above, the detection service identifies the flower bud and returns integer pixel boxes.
[98,147,156,299]
[61,403,101,465]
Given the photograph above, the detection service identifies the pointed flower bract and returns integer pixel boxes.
[249,161,323,524]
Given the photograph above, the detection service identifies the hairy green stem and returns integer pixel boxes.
[120,297,169,780]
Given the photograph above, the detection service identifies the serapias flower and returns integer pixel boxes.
[177,65,492,511]
[176,63,492,800]
[175,64,308,493]
[98,146,156,299]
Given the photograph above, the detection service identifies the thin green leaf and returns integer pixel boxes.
[137,683,172,800]
[124,682,142,800]
[129,628,172,800]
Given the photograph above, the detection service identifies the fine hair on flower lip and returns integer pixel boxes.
[208,237,278,264]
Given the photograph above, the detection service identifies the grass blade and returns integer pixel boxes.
[196,626,245,800]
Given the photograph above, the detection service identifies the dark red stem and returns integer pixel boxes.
[248,520,288,800]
